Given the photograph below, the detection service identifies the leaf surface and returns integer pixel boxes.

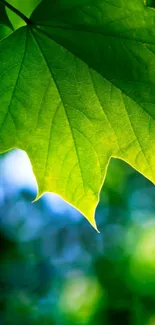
[0,0,13,39]
[0,1,12,27]
[6,0,40,29]
[1,0,155,227]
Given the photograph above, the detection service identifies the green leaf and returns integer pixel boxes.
[6,0,40,29]
[145,0,155,7]
[0,24,12,41]
[1,0,155,228]
[0,2,12,32]
[0,1,11,26]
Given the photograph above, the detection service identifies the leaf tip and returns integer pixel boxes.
[31,176,100,231]
[32,191,41,203]
[86,214,100,233]
[91,220,100,233]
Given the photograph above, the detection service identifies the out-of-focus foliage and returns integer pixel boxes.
[145,0,155,8]
[1,150,155,324]
[1,2,155,323]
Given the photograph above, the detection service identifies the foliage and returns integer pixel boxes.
[1,150,155,324]
[0,0,155,228]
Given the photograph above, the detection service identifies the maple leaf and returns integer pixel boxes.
[1,0,155,228]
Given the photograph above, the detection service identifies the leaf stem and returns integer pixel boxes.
[0,0,32,25]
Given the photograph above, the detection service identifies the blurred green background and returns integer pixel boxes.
[0,148,155,325]
[1,1,155,324]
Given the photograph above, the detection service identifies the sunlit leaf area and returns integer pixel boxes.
[1,149,155,325]
[1,0,155,324]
